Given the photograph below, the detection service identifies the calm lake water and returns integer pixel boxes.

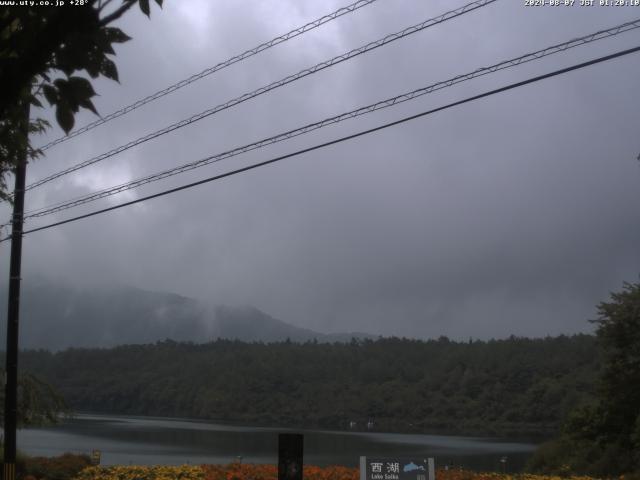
[17,414,537,472]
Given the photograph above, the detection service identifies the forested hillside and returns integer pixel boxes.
[19,335,598,436]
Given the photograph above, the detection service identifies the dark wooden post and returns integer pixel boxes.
[278,433,303,480]
[3,101,29,480]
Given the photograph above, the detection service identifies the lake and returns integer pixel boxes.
[17,414,537,472]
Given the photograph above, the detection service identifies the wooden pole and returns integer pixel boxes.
[3,101,29,480]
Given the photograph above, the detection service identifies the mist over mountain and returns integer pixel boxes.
[0,279,374,350]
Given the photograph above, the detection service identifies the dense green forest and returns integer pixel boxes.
[527,281,640,476]
[18,335,598,437]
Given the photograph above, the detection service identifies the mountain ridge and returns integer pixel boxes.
[0,280,375,350]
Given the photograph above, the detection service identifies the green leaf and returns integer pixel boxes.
[29,118,50,135]
[67,76,96,99]
[53,77,100,117]
[55,61,76,77]
[101,42,116,56]
[42,84,58,105]
[78,98,99,116]
[103,27,131,44]
[84,53,102,78]
[100,58,119,82]
[139,0,151,17]
[94,30,116,55]
[154,0,163,6]
[56,104,75,134]
[54,34,92,75]
[53,78,67,90]
[30,96,43,108]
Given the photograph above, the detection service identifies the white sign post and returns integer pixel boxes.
[360,456,435,480]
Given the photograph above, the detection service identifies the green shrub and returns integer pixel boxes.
[525,438,573,475]
[18,453,92,480]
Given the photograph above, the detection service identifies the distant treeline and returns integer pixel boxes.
[18,335,598,436]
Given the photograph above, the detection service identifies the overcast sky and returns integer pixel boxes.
[2,0,639,339]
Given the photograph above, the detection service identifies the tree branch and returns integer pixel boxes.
[99,0,137,26]
[98,0,117,13]
[0,7,98,119]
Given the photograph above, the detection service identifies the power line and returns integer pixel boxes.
[36,0,382,152]
[5,44,639,243]
[22,18,640,219]
[25,0,497,192]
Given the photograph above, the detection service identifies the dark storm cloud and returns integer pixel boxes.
[2,0,639,339]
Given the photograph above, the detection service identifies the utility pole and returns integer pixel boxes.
[3,101,29,480]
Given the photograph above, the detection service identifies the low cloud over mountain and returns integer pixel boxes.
[0,279,373,350]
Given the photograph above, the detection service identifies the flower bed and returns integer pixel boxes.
[74,465,205,480]
[72,465,603,480]
[202,464,358,480]
[437,471,597,480]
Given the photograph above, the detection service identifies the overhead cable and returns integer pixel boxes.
[4,44,638,243]
[23,18,640,219]
[25,0,497,192]
[37,0,382,152]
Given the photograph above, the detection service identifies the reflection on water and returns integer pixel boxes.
[18,414,537,471]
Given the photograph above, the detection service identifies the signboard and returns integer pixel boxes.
[360,457,435,480]
[90,450,101,466]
